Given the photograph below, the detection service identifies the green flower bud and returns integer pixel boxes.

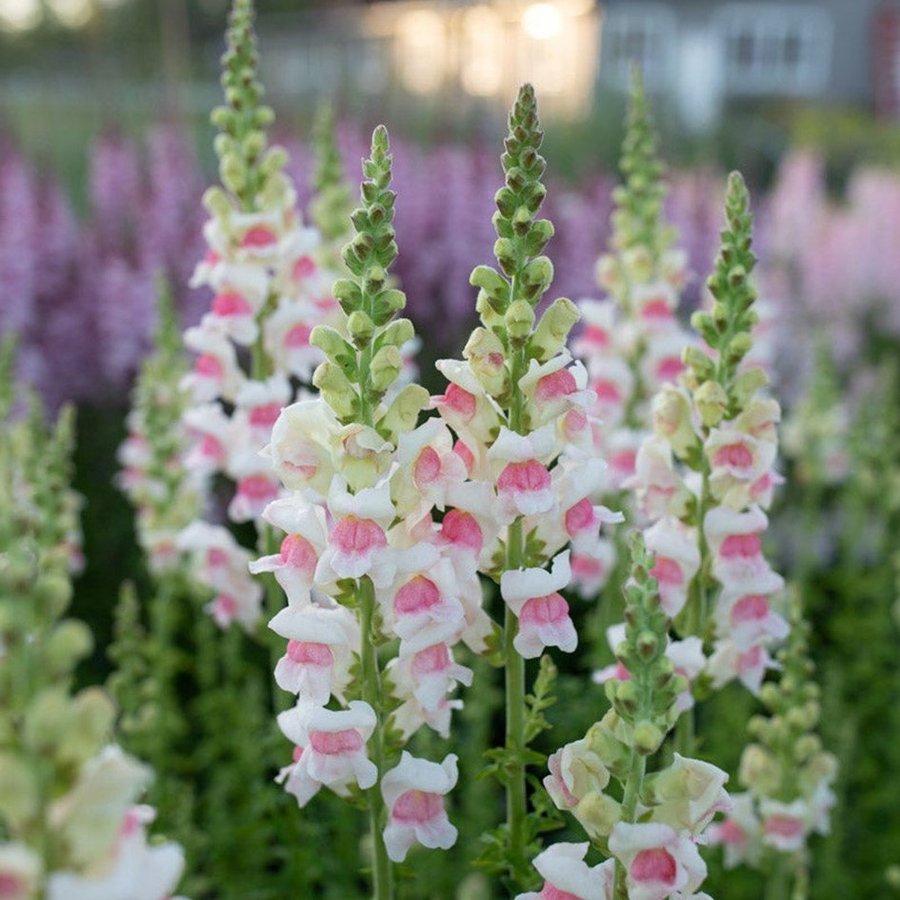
[345,311,376,347]
[694,380,729,428]
[463,328,508,397]
[379,318,415,349]
[313,362,357,419]
[45,620,93,675]
[369,346,403,393]
[574,791,622,841]
[529,297,580,362]
[378,385,429,443]
[633,720,664,755]
[683,345,715,382]
[505,300,535,343]
[0,753,39,826]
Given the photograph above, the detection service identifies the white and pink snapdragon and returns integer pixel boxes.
[569,84,696,601]
[256,127,466,876]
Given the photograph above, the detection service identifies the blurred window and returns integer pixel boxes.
[601,4,677,90]
[716,3,832,95]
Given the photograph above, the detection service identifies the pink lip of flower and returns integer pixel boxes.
[332,515,388,556]
[582,324,610,347]
[292,255,317,281]
[198,434,225,461]
[292,745,304,763]
[206,547,230,568]
[764,815,805,839]
[718,819,747,845]
[240,225,278,248]
[641,298,674,321]
[720,532,763,559]
[737,645,764,676]
[279,534,318,576]
[314,294,337,311]
[571,554,605,577]
[308,728,365,755]
[411,642,453,676]
[440,509,484,553]
[592,379,621,403]
[535,368,578,406]
[538,885,582,900]
[452,439,475,474]
[562,408,589,439]
[394,575,442,616]
[519,593,570,627]
[414,446,442,486]
[238,474,280,502]
[713,442,755,470]
[213,594,238,620]
[630,847,678,886]
[497,459,552,495]
[285,324,313,348]
[564,497,597,537]
[611,449,637,474]
[656,356,685,382]
[730,594,771,625]
[211,291,252,317]
[391,789,444,824]
[249,402,283,429]
[0,873,27,896]
[440,383,477,421]
[195,354,224,379]
[286,640,334,666]
[651,557,685,586]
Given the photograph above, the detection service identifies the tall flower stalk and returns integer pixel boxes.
[530,535,728,900]
[431,84,619,890]
[573,75,693,643]
[626,172,787,759]
[0,341,184,899]
[260,127,468,898]
[708,596,837,900]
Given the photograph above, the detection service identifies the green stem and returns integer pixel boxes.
[359,578,393,900]
[505,518,528,883]
[765,854,792,900]
[613,749,647,898]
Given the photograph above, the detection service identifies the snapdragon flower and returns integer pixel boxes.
[429,84,621,889]
[571,75,695,598]
[0,345,184,899]
[534,536,726,900]
[178,0,348,633]
[259,127,467,897]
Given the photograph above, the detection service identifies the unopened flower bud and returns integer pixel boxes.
[574,791,622,841]
[369,345,403,393]
[313,362,357,419]
[694,380,729,428]
[633,721,664,755]
[463,328,508,397]
[530,298,580,362]
[505,300,535,342]
[346,311,375,346]
[45,620,93,675]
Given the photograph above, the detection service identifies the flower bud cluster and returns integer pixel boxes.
[435,84,621,662]
[0,349,184,900]
[260,127,460,868]
[708,597,836,871]
[116,282,204,575]
[572,76,694,590]
[531,537,728,900]
[628,172,788,699]
[178,0,348,630]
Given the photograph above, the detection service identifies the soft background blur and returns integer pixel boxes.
[3,3,900,896]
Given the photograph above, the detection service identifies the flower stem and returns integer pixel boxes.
[613,748,647,898]
[359,577,394,900]
[504,517,528,884]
